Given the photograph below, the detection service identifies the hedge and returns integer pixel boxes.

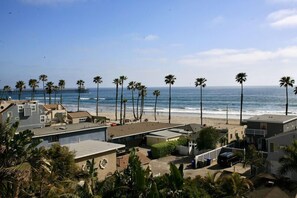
[150,137,188,159]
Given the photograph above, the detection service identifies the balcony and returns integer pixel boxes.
[245,128,267,137]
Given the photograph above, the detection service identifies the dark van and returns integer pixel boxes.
[218,152,240,167]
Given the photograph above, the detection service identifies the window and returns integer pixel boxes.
[30,104,36,112]
[40,115,46,123]
[7,111,12,118]
[18,105,24,113]
[79,118,86,123]
[15,117,19,121]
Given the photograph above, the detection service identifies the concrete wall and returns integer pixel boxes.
[75,150,117,181]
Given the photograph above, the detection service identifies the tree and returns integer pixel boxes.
[123,98,127,125]
[119,76,128,125]
[53,85,59,104]
[113,78,121,121]
[278,140,297,176]
[135,82,142,120]
[39,74,48,104]
[58,80,65,104]
[3,85,11,100]
[195,78,207,125]
[28,79,39,100]
[77,80,85,112]
[127,81,137,120]
[15,81,26,100]
[45,81,54,104]
[139,85,147,122]
[93,76,103,116]
[153,90,160,121]
[165,74,176,124]
[235,72,247,124]
[196,127,220,150]
[280,76,295,115]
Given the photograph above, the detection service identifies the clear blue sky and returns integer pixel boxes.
[1,0,297,88]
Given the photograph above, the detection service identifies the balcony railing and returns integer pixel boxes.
[245,128,267,137]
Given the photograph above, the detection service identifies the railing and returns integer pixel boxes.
[245,128,267,137]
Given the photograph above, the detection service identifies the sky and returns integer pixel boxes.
[1,0,297,88]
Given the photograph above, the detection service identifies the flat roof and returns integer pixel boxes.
[247,114,297,124]
[147,130,182,139]
[31,123,107,138]
[266,129,297,141]
[65,140,125,159]
[108,122,183,139]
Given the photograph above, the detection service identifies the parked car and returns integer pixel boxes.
[218,152,241,167]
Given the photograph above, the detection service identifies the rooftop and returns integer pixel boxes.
[247,114,297,124]
[65,140,125,159]
[108,122,182,139]
[43,104,66,110]
[117,150,150,171]
[147,130,182,139]
[31,122,107,137]
[67,111,92,119]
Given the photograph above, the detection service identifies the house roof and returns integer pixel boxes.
[248,186,289,198]
[67,111,92,119]
[31,123,107,138]
[117,150,150,171]
[182,123,203,133]
[65,140,125,159]
[43,104,66,110]
[146,130,182,139]
[108,122,183,139]
[0,100,38,113]
[266,129,297,141]
[247,114,297,124]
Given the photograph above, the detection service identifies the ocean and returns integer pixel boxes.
[5,86,297,119]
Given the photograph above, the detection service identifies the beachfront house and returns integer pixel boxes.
[0,100,46,130]
[43,104,67,126]
[146,130,183,146]
[266,130,297,181]
[32,123,125,180]
[67,111,93,124]
[245,114,297,151]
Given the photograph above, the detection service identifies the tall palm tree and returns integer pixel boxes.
[45,81,54,104]
[77,80,85,112]
[280,76,295,115]
[119,76,127,125]
[53,85,59,104]
[127,81,137,119]
[123,98,127,125]
[153,90,160,121]
[58,80,65,105]
[139,85,147,122]
[113,78,121,121]
[39,74,48,104]
[28,79,39,100]
[165,74,176,124]
[235,72,247,124]
[93,76,103,116]
[195,78,207,125]
[3,85,11,100]
[278,140,297,176]
[15,81,26,100]
[135,82,142,120]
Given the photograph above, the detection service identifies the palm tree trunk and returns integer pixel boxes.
[286,87,289,115]
[49,93,51,104]
[200,86,203,126]
[120,83,124,125]
[78,90,80,111]
[124,102,126,125]
[136,93,140,120]
[43,82,46,104]
[140,95,144,122]
[154,96,158,121]
[60,90,63,104]
[240,84,243,124]
[169,84,171,124]
[18,91,21,100]
[132,91,136,119]
[115,85,118,121]
[32,88,35,100]
[96,83,99,116]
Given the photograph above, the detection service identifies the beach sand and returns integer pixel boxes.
[94,111,245,142]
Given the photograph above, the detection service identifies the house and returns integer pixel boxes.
[43,104,67,126]
[245,114,297,150]
[146,130,183,146]
[67,140,125,181]
[67,111,93,124]
[108,122,183,148]
[266,130,297,181]
[0,100,46,130]
[116,148,150,171]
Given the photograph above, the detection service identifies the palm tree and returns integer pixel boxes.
[45,81,54,104]
[135,82,142,120]
[165,74,176,124]
[119,76,128,125]
[15,81,26,100]
[3,85,11,100]
[280,76,295,115]
[53,85,59,104]
[113,78,121,121]
[153,90,160,121]
[127,81,137,119]
[123,98,127,125]
[139,85,147,122]
[28,79,39,100]
[278,140,297,176]
[195,78,207,125]
[39,74,48,104]
[58,80,65,105]
[93,76,103,116]
[235,72,247,124]
[77,80,85,112]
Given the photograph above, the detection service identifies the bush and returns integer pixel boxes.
[151,137,188,159]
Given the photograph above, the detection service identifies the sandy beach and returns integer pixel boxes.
[94,111,245,142]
